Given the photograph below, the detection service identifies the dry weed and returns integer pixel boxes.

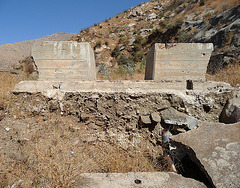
[0,114,163,187]
[0,72,25,109]
[206,63,240,86]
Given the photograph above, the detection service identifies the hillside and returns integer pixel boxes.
[70,0,240,83]
[0,32,76,68]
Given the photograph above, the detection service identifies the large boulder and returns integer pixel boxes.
[219,90,240,124]
[172,122,240,188]
[80,172,206,188]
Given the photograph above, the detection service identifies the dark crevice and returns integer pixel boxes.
[171,141,216,188]
[203,104,211,113]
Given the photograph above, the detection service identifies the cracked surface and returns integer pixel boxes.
[172,122,240,188]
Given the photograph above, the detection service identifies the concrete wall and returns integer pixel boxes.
[31,41,96,81]
[145,43,213,81]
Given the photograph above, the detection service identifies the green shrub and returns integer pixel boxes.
[95,40,102,47]
[135,35,143,44]
[118,54,134,66]
[111,46,120,57]
[159,20,166,28]
[133,50,144,62]
[175,18,184,26]
[199,0,205,6]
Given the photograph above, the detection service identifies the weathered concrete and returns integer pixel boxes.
[12,81,235,124]
[160,108,199,130]
[13,80,233,94]
[80,172,206,188]
[145,43,214,81]
[31,41,96,81]
[172,122,240,188]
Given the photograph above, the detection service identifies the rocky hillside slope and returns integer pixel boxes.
[0,32,76,68]
[69,0,239,80]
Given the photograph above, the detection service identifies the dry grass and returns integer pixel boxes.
[206,63,240,86]
[0,115,163,187]
[0,72,25,108]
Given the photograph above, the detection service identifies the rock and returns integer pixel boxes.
[10,69,20,74]
[80,113,91,123]
[4,127,10,132]
[172,122,240,188]
[150,112,161,123]
[140,28,152,38]
[42,90,65,100]
[128,23,135,27]
[160,108,198,130]
[169,13,175,18]
[140,115,151,125]
[48,100,59,112]
[147,13,157,20]
[127,7,144,18]
[109,33,116,38]
[118,45,125,51]
[128,38,136,46]
[80,172,206,188]
[209,4,240,26]
[211,19,240,47]
[219,90,240,124]
[182,20,205,30]
[95,120,106,126]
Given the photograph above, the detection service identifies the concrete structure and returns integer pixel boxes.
[13,80,233,95]
[79,172,205,187]
[145,43,214,81]
[31,41,96,81]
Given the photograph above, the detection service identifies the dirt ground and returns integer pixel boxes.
[0,113,165,187]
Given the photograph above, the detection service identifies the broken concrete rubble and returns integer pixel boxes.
[160,108,199,131]
[172,122,240,188]
[12,81,235,123]
[150,111,161,123]
[80,172,206,188]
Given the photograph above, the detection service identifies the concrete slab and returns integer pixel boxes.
[13,80,233,94]
[31,41,96,81]
[80,172,206,188]
[145,43,213,81]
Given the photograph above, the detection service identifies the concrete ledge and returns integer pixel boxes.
[80,172,206,187]
[13,80,233,94]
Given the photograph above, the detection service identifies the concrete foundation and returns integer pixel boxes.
[31,41,96,81]
[145,43,214,81]
[13,80,232,95]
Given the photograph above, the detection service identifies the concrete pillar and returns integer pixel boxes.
[145,43,213,82]
[31,41,96,81]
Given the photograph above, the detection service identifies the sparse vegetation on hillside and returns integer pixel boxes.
[69,0,240,84]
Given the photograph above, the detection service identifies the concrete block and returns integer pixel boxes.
[145,43,213,81]
[31,41,96,81]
